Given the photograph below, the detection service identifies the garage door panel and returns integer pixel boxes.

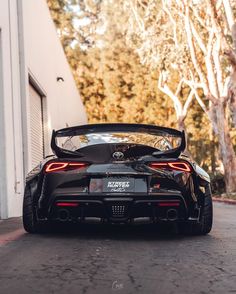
[29,83,44,168]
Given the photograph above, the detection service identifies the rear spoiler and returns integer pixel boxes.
[51,123,186,158]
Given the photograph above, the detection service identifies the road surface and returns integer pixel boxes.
[0,203,235,294]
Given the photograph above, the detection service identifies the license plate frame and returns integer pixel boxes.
[103,177,135,193]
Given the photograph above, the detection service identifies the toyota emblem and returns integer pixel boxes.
[112,151,124,160]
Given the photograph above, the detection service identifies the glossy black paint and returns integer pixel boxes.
[25,124,210,225]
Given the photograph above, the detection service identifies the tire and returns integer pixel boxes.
[179,184,213,235]
[23,184,49,233]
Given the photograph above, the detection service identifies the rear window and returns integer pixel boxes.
[56,132,182,152]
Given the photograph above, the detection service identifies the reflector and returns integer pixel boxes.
[56,202,79,207]
[158,202,180,207]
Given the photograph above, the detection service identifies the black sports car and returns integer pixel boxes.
[23,123,213,234]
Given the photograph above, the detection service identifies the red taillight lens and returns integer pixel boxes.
[149,162,191,172]
[45,162,88,173]
[168,162,191,172]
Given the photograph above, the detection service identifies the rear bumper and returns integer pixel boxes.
[37,191,200,223]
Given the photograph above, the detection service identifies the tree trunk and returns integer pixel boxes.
[177,115,193,157]
[213,101,236,192]
[225,47,236,128]
[209,130,217,174]
[177,116,186,131]
[229,93,236,127]
[225,24,236,127]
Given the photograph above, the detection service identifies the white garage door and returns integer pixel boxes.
[29,83,44,168]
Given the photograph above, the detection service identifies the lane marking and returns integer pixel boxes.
[0,228,25,246]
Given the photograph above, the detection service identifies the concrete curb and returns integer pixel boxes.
[213,197,236,205]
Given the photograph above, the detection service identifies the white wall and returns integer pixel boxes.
[0,0,87,218]
[0,0,24,218]
[20,0,87,169]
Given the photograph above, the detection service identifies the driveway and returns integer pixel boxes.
[0,203,235,294]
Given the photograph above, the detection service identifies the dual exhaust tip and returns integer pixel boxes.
[57,208,179,222]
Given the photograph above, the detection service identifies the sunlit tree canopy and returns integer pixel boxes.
[47,0,236,192]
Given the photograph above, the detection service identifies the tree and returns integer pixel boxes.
[226,23,236,127]
[47,0,235,190]
[47,0,172,126]
[125,0,236,192]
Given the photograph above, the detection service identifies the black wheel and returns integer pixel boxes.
[23,184,49,233]
[179,184,213,235]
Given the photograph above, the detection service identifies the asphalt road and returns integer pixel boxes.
[0,203,236,294]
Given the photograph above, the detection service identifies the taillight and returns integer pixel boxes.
[149,161,191,172]
[45,162,88,173]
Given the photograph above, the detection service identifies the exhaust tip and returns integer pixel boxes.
[58,209,70,221]
[167,209,178,221]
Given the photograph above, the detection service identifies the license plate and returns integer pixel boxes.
[103,178,135,193]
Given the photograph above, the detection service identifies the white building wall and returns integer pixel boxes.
[20,0,87,170]
[0,0,87,219]
[0,0,24,218]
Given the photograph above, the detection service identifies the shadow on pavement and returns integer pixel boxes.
[32,222,211,242]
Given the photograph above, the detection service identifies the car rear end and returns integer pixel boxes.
[34,124,202,226]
